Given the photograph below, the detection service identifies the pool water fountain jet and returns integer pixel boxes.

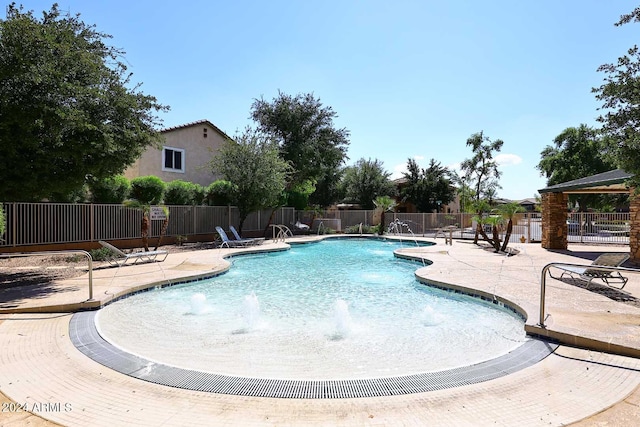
[420,305,441,326]
[242,291,261,330]
[332,298,353,338]
[189,293,209,315]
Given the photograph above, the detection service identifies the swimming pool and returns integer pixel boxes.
[95,238,528,380]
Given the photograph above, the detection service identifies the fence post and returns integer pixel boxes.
[90,204,95,243]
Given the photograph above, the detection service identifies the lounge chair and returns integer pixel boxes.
[229,225,264,246]
[98,240,168,267]
[215,226,253,248]
[550,252,630,289]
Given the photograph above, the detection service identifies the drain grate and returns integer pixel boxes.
[70,311,557,399]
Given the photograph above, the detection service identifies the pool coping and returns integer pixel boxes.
[70,309,557,399]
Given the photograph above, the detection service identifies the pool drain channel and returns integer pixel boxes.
[70,311,557,399]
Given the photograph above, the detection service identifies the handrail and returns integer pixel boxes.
[0,250,94,301]
[269,224,293,242]
[539,262,640,328]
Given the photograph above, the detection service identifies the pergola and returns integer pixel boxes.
[538,169,639,264]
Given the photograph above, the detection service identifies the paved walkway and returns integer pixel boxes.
[1,236,640,426]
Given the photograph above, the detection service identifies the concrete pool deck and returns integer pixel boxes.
[1,236,640,426]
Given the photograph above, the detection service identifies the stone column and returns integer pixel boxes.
[541,192,568,250]
[629,190,640,264]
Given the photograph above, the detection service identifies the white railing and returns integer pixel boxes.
[0,250,94,301]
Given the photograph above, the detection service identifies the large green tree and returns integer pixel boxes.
[210,128,291,233]
[593,6,640,188]
[460,131,503,202]
[340,158,395,209]
[460,131,503,244]
[401,158,455,212]
[537,125,619,210]
[250,91,349,203]
[0,4,167,201]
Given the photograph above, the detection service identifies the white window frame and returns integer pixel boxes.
[162,146,185,173]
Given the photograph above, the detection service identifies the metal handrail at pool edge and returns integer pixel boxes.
[539,262,640,328]
[0,250,94,301]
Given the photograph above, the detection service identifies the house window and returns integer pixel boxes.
[162,147,185,173]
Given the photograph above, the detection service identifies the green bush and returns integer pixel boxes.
[130,176,165,204]
[164,180,201,205]
[89,175,130,203]
[344,224,376,234]
[0,204,5,240]
[192,183,205,205]
[205,180,236,206]
[90,247,115,261]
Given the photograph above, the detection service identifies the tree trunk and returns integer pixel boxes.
[153,217,169,251]
[491,225,501,252]
[379,211,385,235]
[262,207,278,237]
[141,215,150,251]
[500,219,513,252]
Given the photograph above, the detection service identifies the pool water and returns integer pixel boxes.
[96,238,527,379]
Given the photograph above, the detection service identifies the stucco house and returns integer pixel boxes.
[124,119,230,186]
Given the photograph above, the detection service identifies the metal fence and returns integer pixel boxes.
[0,202,630,248]
[300,210,544,243]
[567,212,630,245]
[0,203,295,247]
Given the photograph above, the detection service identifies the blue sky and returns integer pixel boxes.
[11,1,639,200]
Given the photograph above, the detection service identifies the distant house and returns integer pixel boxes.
[124,119,230,186]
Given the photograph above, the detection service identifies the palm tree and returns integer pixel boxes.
[497,202,525,252]
[373,195,397,235]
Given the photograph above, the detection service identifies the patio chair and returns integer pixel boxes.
[215,226,253,248]
[549,252,630,289]
[229,225,264,246]
[98,240,168,267]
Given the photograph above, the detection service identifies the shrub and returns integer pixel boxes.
[89,175,130,203]
[0,204,5,240]
[164,180,200,205]
[204,180,236,206]
[344,224,376,234]
[192,184,206,205]
[130,176,165,204]
[90,247,115,261]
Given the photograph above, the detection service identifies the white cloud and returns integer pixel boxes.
[495,153,522,166]
[390,163,407,179]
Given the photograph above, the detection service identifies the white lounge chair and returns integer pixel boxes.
[98,240,168,267]
[215,227,253,248]
[550,252,630,289]
[229,225,264,246]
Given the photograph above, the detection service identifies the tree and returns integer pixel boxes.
[460,131,503,202]
[373,195,397,235]
[340,158,395,209]
[460,131,503,243]
[593,7,640,189]
[209,128,291,233]
[308,166,345,208]
[401,158,455,212]
[537,125,618,210]
[250,91,349,201]
[0,4,167,201]
[496,202,525,252]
